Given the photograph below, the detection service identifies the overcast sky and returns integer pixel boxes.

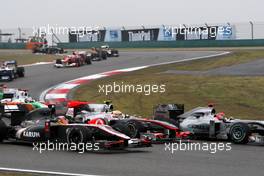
[0,0,263,28]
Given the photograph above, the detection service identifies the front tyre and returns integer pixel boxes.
[67,127,88,146]
[229,123,250,144]
[126,122,139,138]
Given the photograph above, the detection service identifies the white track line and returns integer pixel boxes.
[0,167,102,176]
[145,51,230,67]
[22,62,54,67]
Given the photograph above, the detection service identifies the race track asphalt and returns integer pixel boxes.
[1,50,263,176]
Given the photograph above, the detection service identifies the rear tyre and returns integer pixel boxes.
[8,72,14,81]
[17,67,25,77]
[229,123,250,144]
[102,52,107,60]
[112,121,140,138]
[112,50,119,57]
[86,56,92,65]
[0,119,7,142]
[76,60,81,67]
[20,72,25,77]
[56,59,62,64]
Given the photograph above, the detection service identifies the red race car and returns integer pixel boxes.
[54,51,91,68]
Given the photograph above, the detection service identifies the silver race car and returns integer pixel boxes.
[154,104,264,144]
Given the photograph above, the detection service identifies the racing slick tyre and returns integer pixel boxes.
[102,52,107,60]
[229,123,250,144]
[112,50,119,57]
[8,72,15,81]
[17,67,25,77]
[107,53,111,57]
[56,59,63,64]
[91,53,97,60]
[98,50,107,60]
[18,71,25,77]
[85,56,92,65]
[125,121,140,138]
[76,60,81,67]
[112,121,140,138]
[66,127,91,146]
[0,119,7,142]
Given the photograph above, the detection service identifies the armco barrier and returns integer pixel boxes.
[0,43,26,49]
[2,39,263,49]
[57,39,264,49]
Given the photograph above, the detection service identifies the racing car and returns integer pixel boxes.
[89,47,108,61]
[154,104,264,144]
[54,51,91,68]
[0,87,47,111]
[64,101,190,143]
[0,104,151,150]
[0,60,25,81]
[32,45,65,54]
[100,45,119,57]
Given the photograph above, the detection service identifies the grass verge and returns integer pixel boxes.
[0,50,63,65]
[173,50,264,71]
[0,172,35,176]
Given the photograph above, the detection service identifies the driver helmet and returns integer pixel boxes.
[25,97,33,103]
[112,110,122,118]
[104,100,113,112]
[215,112,225,120]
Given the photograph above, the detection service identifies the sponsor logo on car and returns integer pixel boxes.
[23,131,41,138]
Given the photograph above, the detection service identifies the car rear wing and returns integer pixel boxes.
[0,104,28,126]
[153,104,184,125]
